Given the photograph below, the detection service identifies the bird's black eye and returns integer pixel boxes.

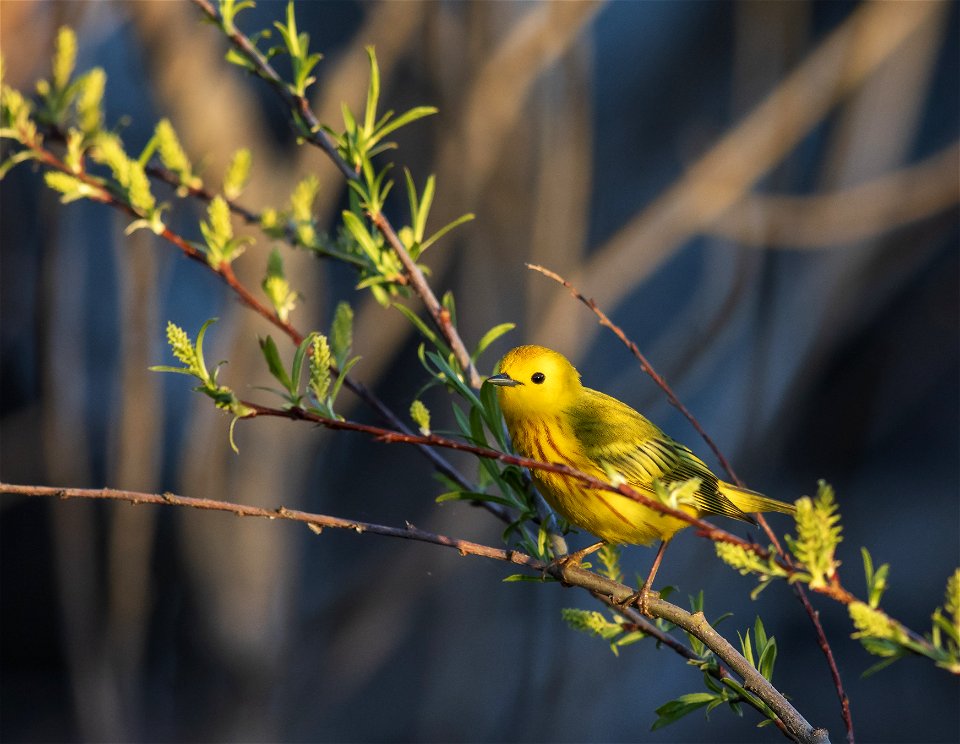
[531,372,545,384]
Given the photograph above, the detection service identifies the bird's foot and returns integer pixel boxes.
[620,584,659,617]
[543,541,604,582]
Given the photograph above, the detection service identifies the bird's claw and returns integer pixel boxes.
[620,585,659,617]
[543,541,604,583]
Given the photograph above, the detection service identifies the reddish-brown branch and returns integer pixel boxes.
[369,211,481,387]
[240,400,805,575]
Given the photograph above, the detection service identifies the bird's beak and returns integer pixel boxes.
[486,373,521,387]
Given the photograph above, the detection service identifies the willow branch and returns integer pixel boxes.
[27,138,495,522]
[190,0,481,388]
[0,481,829,744]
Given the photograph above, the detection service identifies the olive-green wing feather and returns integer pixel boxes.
[569,389,753,522]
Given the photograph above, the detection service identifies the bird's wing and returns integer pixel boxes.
[570,390,751,522]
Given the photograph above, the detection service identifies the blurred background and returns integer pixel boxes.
[1,0,958,741]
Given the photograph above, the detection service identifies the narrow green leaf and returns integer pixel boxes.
[341,210,380,261]
[419,212,475,255]
[753,617,768,652]
[472,322,515,362]
[259,335,292,392]
[194,317,218,382]
[366,105,438,149]
[436,491,517,508]
[393,303,449,356]
[503,574,548,583]
[363,46,379,136]
[758,638,778,682]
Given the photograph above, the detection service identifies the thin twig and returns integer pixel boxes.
[527,262,741,481]
[0,481,829,744]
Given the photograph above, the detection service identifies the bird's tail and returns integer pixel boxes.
[719,482,796,516]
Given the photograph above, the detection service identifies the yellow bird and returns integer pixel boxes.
[487,345,794,606]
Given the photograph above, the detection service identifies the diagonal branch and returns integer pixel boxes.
[527,262,742,483]
[190,0,481,387]
[0,481,829,744]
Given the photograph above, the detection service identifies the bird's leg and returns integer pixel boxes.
[544,541,605,581]
[623,539,670,616]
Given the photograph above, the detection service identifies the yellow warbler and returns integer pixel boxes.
[487,345,794,598]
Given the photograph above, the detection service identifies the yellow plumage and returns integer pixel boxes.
[487,345,794,547]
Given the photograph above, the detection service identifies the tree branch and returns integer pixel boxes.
[0,481,829,744]
[190,0,482,388]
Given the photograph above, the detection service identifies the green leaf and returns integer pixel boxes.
[363,46,380,137]
[366,105,438,150]
[393,303,449,357]
[290,332,314,392]
[327,354,360,405]
[435,491,517,508]
[223,147,252,199]
[753,616,768,652]
[259,335,292,392]
[330,301,354,365]
[341,210,380,262]
[503,574,548,583]
[652,693,716,730]
[471,322,515,362]
[418,212,475,255]
[861,547,890,609]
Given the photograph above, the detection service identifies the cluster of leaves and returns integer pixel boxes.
[652,612,781,731]
[218,1,475,308]
[149,319,252,452]
[1,4,531,555]
[414,325,560,560]
[562,556,783,733]
[0,26,256,243]
[715,481,960,674]
[847,562,960,676]
[257,301,359,420]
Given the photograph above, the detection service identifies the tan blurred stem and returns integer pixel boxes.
[104,220,163,735]
[1,482,828,744]
[712,142,960,248]
[536,0,948,356]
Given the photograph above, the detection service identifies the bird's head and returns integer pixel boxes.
[486,345,582,420]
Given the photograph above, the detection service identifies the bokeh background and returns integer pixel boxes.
[2,0,958,741]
